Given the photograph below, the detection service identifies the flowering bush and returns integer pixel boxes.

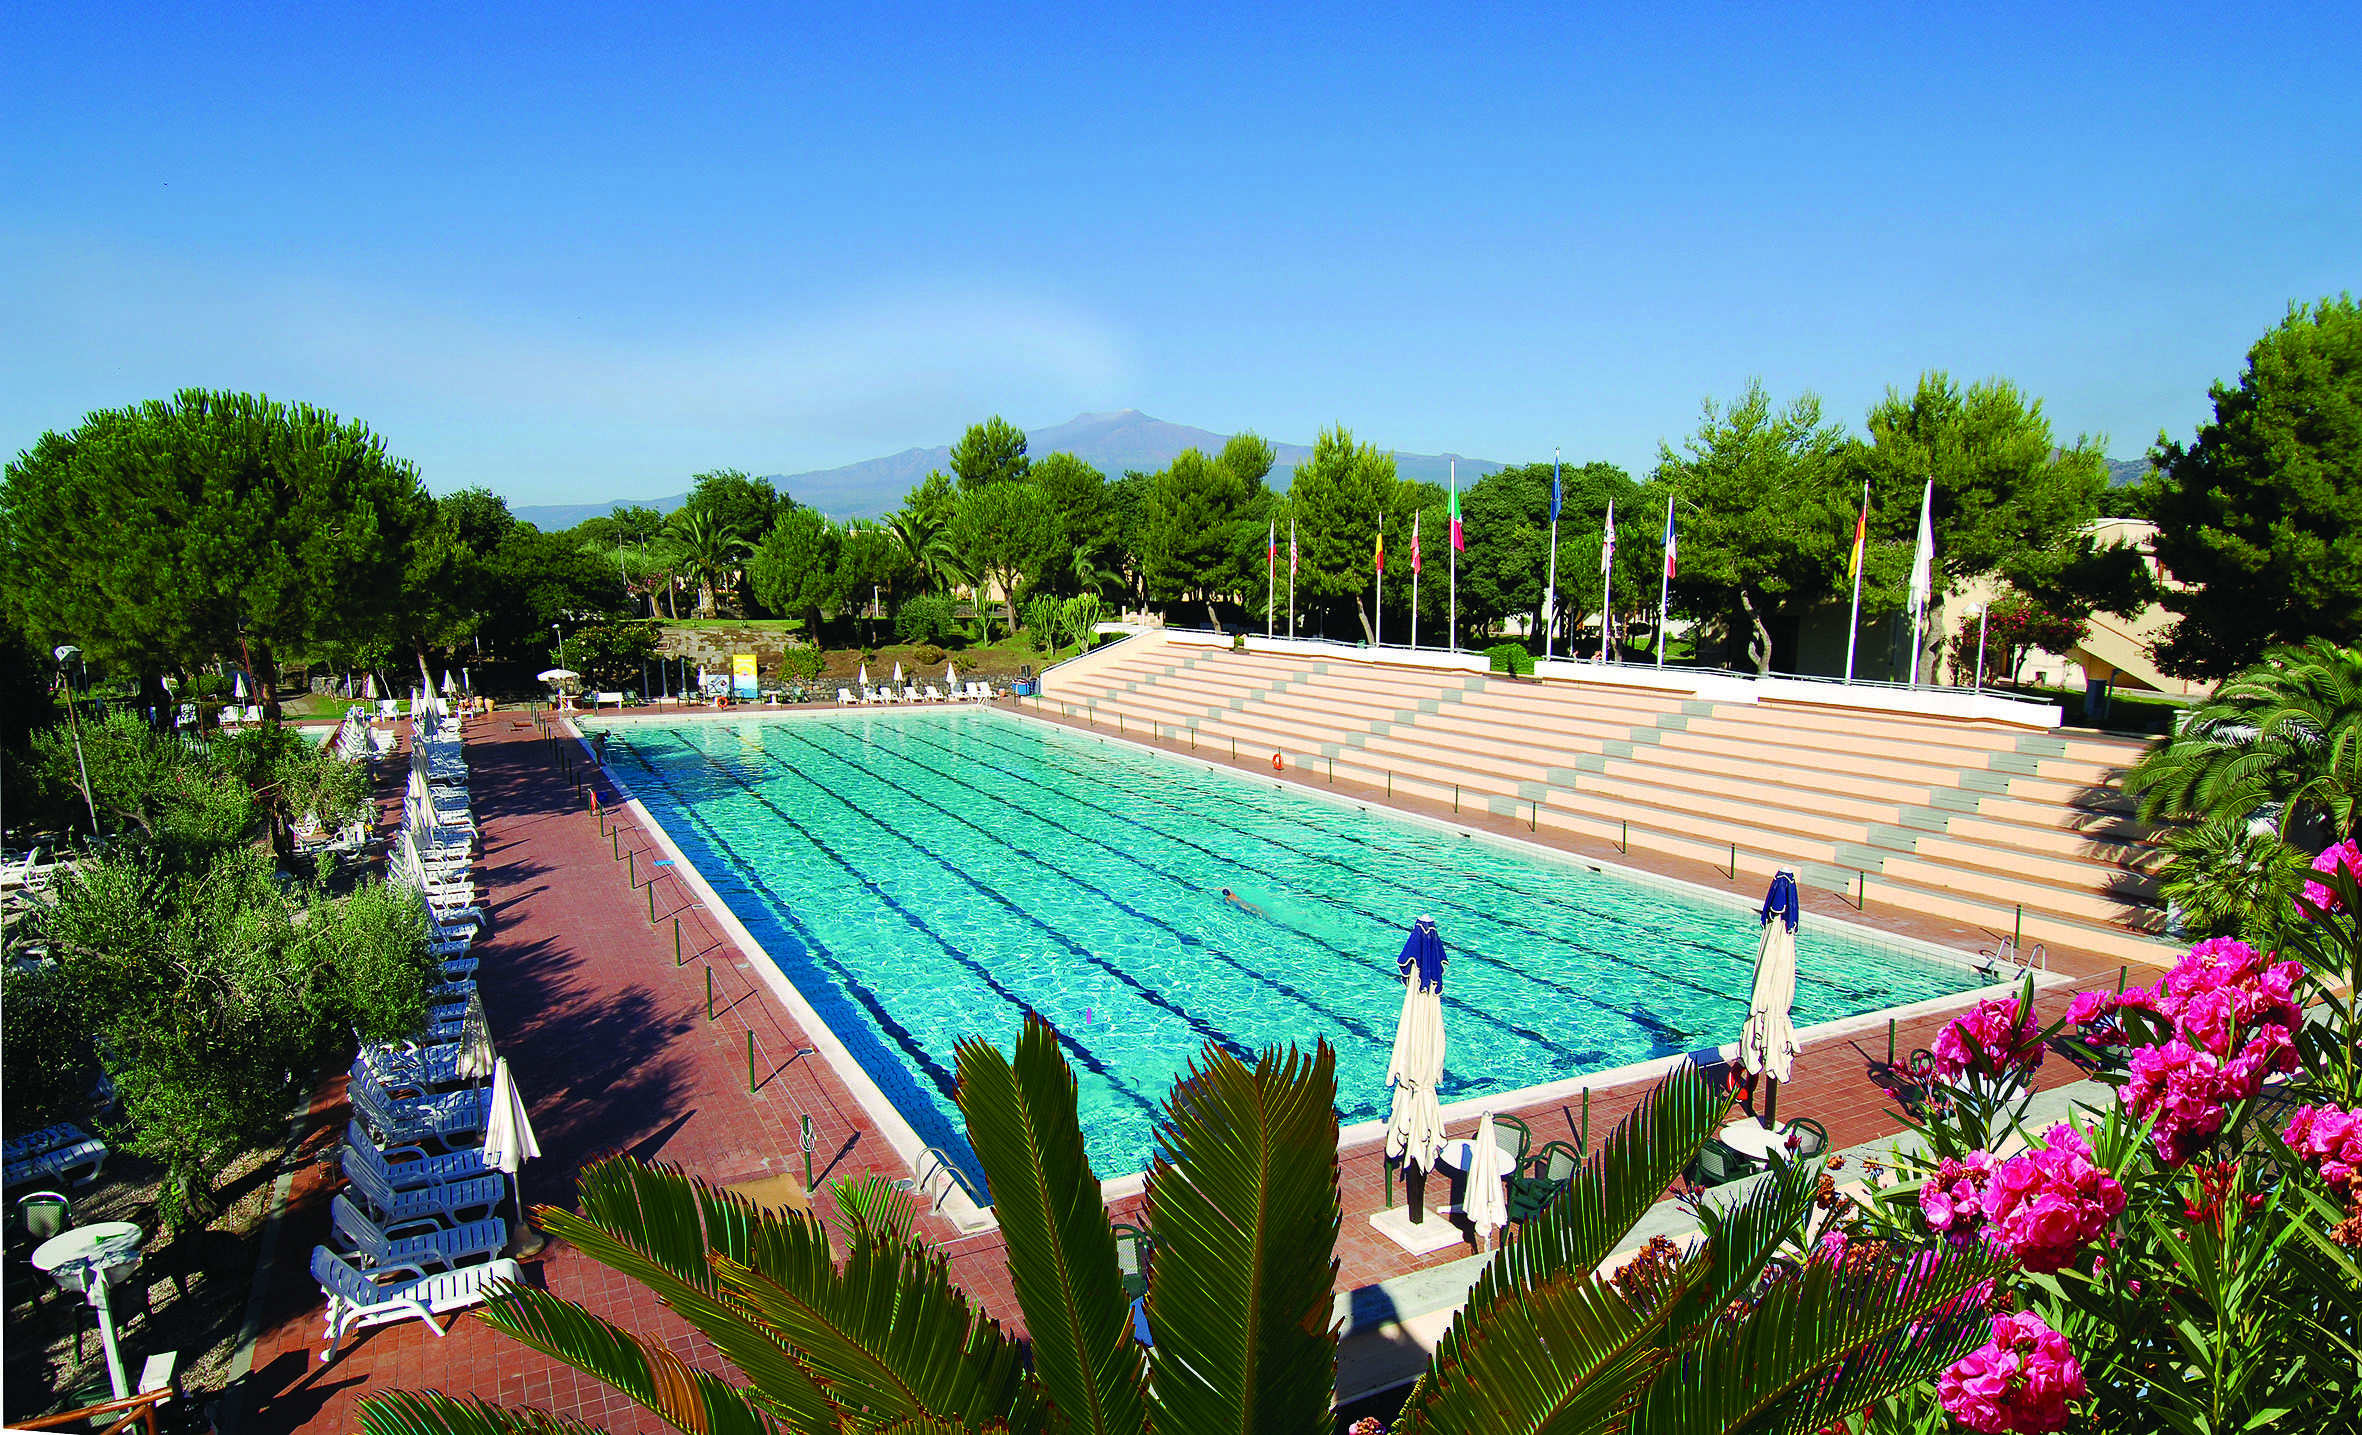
[1919,1151,1997,1244]
[2298,838,2362,919]
[1936,1311,2088,1434]
[2283,1103,2362,1194]
[2113,938,2302,1163]
[1976,1123,2126,1273]
[1931,996,2046,1084]
[2064,986,2149,1047]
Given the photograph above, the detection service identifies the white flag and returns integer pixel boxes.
[1907,480,1936,613]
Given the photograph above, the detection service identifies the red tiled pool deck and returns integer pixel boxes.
[230,705,2155,1435]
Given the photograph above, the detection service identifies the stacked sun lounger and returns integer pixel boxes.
[3,1123,109,1192]
[315,699,517,1360]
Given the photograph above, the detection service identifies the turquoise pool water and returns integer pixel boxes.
[604,708,1979,1186]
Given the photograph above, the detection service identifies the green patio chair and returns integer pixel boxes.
[1111,1222,1152,1303]
[1506,1139,1583,1223]
[1781,1117,1830,1159]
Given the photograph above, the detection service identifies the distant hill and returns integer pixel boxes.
[2105,456,2154,488]
[508,410,1507,528]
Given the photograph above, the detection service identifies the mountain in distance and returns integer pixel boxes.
[508,410,1509,528]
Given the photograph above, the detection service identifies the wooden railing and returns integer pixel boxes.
[13,1386,171,1435]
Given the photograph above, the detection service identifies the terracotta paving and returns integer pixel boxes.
[230,701,2162,1434]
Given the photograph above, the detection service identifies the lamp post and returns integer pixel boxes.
[53,646,99,837]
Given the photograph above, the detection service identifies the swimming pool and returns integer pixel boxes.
[602,708,1981,1186]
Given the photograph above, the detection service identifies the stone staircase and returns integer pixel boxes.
[1038,640,2172,966]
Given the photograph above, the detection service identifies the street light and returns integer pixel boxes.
[53,645,99,837]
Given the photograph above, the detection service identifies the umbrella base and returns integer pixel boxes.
[1369,1204,1473,1256]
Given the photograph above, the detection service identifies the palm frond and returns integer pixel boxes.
[475,1282,781,1435]
[1393,1265,1697,1435]
[1143,1040,1341,1435]
[955,1016,1148,1435]
[831,1171,920,1247]
[1657,1155,1824,1337]
[714,1225,1050,1435]
[1622,1244,2009,1435]
[359,1392,610,1435]
[535,1159,839,1429]
[1466,1067,1728,1318]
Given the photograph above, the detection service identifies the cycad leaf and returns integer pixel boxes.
[473,1282,780,1435]
[955,1016,1148,1435]
[1622,1244,2008,1435]
[535,1159,839,1430]
[715,1222,1049,1435]
[1659,1156,1823,1336]
[359,1392,609,1435]
[1395,1265,1700,1435]
[1144,1040,1341,1435]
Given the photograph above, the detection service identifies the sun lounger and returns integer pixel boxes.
[310,1245,523,1362]
[330,1193,505,1273]
[342,1119,492,1192]
[358,1040,470,1090]
[346,1063,491,1150]
[2,1124,109,1190]
[837,687,855,704]
[340,1145,505,1231]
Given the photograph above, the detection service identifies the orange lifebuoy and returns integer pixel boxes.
[1272,752,1283,771]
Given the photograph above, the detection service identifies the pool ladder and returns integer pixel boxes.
[894,1146,986,1215]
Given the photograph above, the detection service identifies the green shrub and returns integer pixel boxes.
[912,643,947,666]
[896,594,957,646]
[779,642,826,684]
[1486,642,1534,677]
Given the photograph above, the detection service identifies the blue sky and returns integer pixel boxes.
[4,3,2355,505]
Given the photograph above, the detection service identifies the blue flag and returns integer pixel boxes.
[1549,451,1562,524]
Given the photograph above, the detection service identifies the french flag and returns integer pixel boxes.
[1661,497,1678,579]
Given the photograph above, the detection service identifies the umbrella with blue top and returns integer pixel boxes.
[1384,916,1449,1222]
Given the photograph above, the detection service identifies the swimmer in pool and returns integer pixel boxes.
[1221,887,1265,917]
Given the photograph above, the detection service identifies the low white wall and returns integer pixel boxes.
[1242,635,1488,673]
[1532,658,1762,704]
[1756,677,2061,728]
[1037,628,1168,697]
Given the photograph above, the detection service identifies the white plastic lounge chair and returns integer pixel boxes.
[310,1245,522,1362]
[343,1119,492,1192]
[922,685,943,702]
[0,847,40,890]
[347,1063,491,1149]
[330,1193,505,1273]
[2,1135,109,1190]
[837,687,855,704]
[902,685,921,703]
[359,1039,469,1090]
[379,700,400,723]
[340,1146,505,1230]
[246,704,264,723]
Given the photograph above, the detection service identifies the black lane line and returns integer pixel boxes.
[901,718,1755,1030]
[621,735,1166,1127]
[975,715,1944,1013]
[700,724,1252,1066]
[815,720,1610,1061]
[673,729,1245,1080]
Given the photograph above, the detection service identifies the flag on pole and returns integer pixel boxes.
[1848,489,1869,581]
[1661,499,1677,578]
[1907,479,1936,613]
[1411,511,1422,574]
[1449,472,1465,551]
[1549,452,1562,524]
[1600,499,1617,573]
[1290,522,1299,574]
[1269,520,1277,570]
[1374,520,1385,574]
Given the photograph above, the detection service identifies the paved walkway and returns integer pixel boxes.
[228,702,2155,1434]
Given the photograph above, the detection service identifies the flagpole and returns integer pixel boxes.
[1656,493,1673,668]
[1975,600,1989,692]
[1598,499,1615,663]
[1411,510,1421,650]
[1545,448,1561,659]
[1906,479,1935,688]
[1288,517,1297,640]
[1448,461,1459,652]
[1844,480,1866,684]
[1266,519,1275,639]
[1374,513,1384,649]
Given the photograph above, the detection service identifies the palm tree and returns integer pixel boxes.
[361,1020,1998,1435]
[666,509,752,619]
[2126,637,2362,847]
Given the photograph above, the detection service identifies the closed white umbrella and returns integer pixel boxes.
[892,660,904,684]
[364,673,377,701]
[1465,1111,1510,1250]
[1384,917,1449,1221]
[857,663,870,690]
[441,669,457,694]
[233,671,247,701]
[1739,871,1803,1120]
[456,993,496,1080]
[945,661,959,689]
[482,1057,545,1255]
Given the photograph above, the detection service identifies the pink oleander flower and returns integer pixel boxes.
[2066,987,2149,1046]
[2298,839,2362,919]
[1979,1123,2126,1273]
[1938,1311,2087,1434]
[2285,1104,2362,1192]
[2116,938,2305,1164]
[1932,996,2046,1084]
[1921,1150,1999,1243]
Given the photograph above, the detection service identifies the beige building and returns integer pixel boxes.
[1933,517,2205,699]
